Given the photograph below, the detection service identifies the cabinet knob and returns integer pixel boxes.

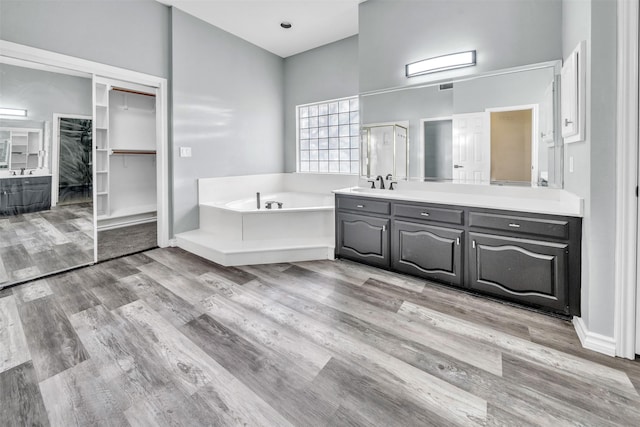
[472,240,476,249]
[420,212,430,217]
[382,225,386,232]
[456,237,460,246]
[356,204,365,208]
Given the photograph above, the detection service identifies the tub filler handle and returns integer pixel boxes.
[264,201,284,209]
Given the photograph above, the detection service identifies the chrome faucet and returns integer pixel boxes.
[386,173,397,190]
[265,201,283,209]
[376,175,385,190]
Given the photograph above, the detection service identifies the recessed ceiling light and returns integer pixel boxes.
[280,22,292,29]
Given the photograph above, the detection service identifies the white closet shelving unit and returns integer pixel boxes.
[93,77,157,230]
[94,78,110,217]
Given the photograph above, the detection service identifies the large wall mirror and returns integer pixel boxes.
[360,61,563,188]
[0,58,95,288]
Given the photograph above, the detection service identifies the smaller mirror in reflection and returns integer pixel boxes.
[361,122,408,180]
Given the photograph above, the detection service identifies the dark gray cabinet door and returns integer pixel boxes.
[392,220,463,286]
[468,232,569,313]
[337,212,390,268]
[0,177,51,216]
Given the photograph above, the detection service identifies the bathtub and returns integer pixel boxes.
[200,192,335,242]
[221,192,334,212]
[177,173,359,265]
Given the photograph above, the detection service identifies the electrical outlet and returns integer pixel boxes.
[180,146,192,158]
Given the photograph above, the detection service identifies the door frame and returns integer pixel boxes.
[419,116,453,180]
[614,0,639,359]
[52,113,92,207]
[0,40,171,251]
[485,104,539,186]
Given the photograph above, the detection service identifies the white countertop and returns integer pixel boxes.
[0,173,52,179]
[333,185,583,217]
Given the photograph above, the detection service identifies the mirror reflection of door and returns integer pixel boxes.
[452,112,490,184]
[58,116,92,205]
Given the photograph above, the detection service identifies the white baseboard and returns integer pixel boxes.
[572,316,617,357]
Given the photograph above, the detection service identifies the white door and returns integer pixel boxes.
[452,112,490,183]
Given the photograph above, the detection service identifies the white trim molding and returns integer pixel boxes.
[614,0,639,359]
[573,317,617,357]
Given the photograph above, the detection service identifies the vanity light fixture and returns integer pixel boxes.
[0,107,27,117]
[406,50,476,77]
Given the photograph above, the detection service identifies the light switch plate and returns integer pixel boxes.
[179,146,192,158]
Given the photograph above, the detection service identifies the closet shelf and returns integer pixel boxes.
[110,149,156,155]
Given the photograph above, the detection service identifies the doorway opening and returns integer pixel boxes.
[55,115,93,206]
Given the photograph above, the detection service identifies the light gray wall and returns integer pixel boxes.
[562,0,617,338]
[171,8,285,234]
[0,63,92,123]
[586,0,617,338]
[562,0,592,328]
[359,0,563,92]
[283,36,359,172]
[0,63,92,169]
[453,67,554,114]
[0,0,170,78]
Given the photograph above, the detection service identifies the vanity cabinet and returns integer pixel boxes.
[335,194,582,316]
[0,176,51,216]
[392,220,464,286]
[336,210,390,268]
[468,232,569,313]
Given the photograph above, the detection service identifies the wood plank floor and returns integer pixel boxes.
[0,203,94,287]
[1,247,639,426]
[97,221,157,262]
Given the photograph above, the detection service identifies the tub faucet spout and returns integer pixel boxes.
[256,192,261,209]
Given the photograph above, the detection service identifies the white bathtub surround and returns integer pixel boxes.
[176,173,358,266]
[348,178,583,217]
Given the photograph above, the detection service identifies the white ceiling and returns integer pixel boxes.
[157,0,365,58]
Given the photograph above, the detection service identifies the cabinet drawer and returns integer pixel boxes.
[469,211,569,239]
[337,196,390,215]
[394,203,463,225]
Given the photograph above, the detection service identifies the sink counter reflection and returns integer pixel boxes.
[333,183,583,217]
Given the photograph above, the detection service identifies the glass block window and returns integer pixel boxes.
[297,96,359,174]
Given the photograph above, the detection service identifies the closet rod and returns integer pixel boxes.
[111,87,156,97]
[111,149,156,155]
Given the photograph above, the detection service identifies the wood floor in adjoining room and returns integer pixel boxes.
[1,247,639,426]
